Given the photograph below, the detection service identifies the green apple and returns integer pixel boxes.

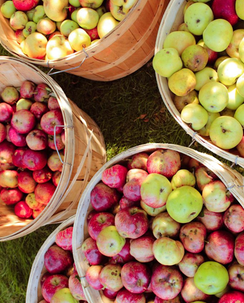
[10,11,28,30]
[171,169,196,189]
[96,225,126,257]
[60,20,79,36]
[50,288,78,303]
[209,116,243,149]
[69,0,81,7]
[140,173,172,208]
[68,28,91,51]
[203,19,233,52]
[194,261,229,295]
[181,44,208,72]
[239,37,244,64]
[217,57,244,86]
[226,29,244,58]
[33,5,45,23]
[163,30,196,56]
[1,1,16,18]
[166,185,203,223]
[79,0,103,9]
[153,237,185,266]
[23,21,37,38]
[236,0,244,20]
[97,12,119,38]
[198,112,220,137]
[71,9,79,23]
[236,72,244,97]
[16,98,33,111]
[199,81,228,113]
[181,103,209,130]
[140,200,166,217]
[234,103,244,126]
[153,48,183,78]
[168,68,196,97]
[226,84,244,110]
[214,56,229,69]
[44,0,69,22]
[194,67,218,91]
[76,7,99,30]
[152,211,181,239]
[173,90,199,113]
[184,3,214,36]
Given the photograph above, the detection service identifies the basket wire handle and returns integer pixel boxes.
[54,124,73,165]
[47,48,89,76]
[188,132,197,148]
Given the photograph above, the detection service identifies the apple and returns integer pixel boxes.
[12,147,26,168]
[127,152,148,170]
[46,35,74,60]
[14,201,33,218]
[48,134,65,151]
[181,277,210,303]
[85,265,104,290]
[11,109,36,134]
[8,126,27,147]
[234,231,244,265]
[30,101,48,119]
[19,80,36,99]
[88,211,115,240]
[50,287,78,303]
[81,236,106,265]
[115,288,146,303]
[0,170,18,188]
[12,0,40,11]
[194,67,218,91]
[0,188,23,205]
[179,221,207,253]
[102,164,128,189]
[226,84,244,110]
[25,192,43,210]
[35,181,56,205]
[168,68,197,97]
[102,288,118,300]
[228,261,244,291]
[68,273,86,301]
[140,200,166,217]
[97,12,119,38]
[171,168,196,189]
[152,48,183,78]
[76,7,99,29]
[26,129,48,150]
[18,170,36,194]
[217,57,244,86]
[10,11,28,30]
[151,264,183,300]
[90,182,120,211]
[223,204,244,233]
[1,86,19,105]
[178,252,205,277]
[55,226,73,251]
[119,195,139,209]
[99,263,123,292]
[33,166,52,183]
[0,141,16,170]
[22,149,47,171]
[41,274,69,302]
[166,186,203,223]
[153,236,184,266]
[36,17,56,36]
[129,232,155,263]
[96,225,126,257]
[47,151,63,172]
[16,98,33,111]
[1,1,17,18]
[218,290,244,303]
[184,2,214,36]
[195,166,217,191]
[204,230,234,264]
[151,211,181,239]
[181,103,209,131]
[68,28,91,51]
[194,261,229,295]
[140,173,172,208]
[0,123,6,143]
[197,207,224,231]
[202,180,234,212]
[121,261,150,293]
[23,21,37,38]
[47,96,59,110]
[212,0,238,25]
[181,44,208,72]
[20,32,47,59]
[52,171,61,187]
[115,206,149,239]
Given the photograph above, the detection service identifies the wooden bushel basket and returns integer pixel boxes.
[0,0,169,81]
[72,143,244,303]
[154,0,244,168]
[26,215,75,303]
[0,56,106,241]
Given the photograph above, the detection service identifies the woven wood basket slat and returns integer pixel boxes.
[0,0,169,81]
[0,57,106,241]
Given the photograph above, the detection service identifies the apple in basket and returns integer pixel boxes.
[41,274,69,303]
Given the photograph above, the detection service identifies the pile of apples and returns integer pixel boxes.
[0,0,137,60]
[39,225,87,303]
[153,0,244,155]
[79,148,244,303]
[0,80,65,219]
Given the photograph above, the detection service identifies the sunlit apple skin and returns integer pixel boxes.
[197,207,224,232]
[0,170,18,188]
[11,109,36,134]
[223,204,244,233]
[34,181,56,205]
[178,252,205,278]
[195,166,217,191]
[55,226,73,251]
[87,211,115,240]
[13,0,40,11]
[204,230,234,265]
[234,231,244,266]
[85,265,104,290]
[17,170,36,194]
[81,236,106,265]
[40,109,64,135]
[121,261,151,294]
[151,264,183,300]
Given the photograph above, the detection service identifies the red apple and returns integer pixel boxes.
[30,101,48,119]
[0,187,23,205]
[8,126,27,147]
[127,152,149,170]
[178,252,205,277]
[179,221,207,253]
[47,96,60,110]
[35,181,56,205]
[0,141,16,170]
[12,147,26,168]
[32,205,46,218]
[181,277,210,303]
[26,129,48,150]
[0,170,18,188]
[85,265,104,290]
[146,149,181,178]
[47,151,63,172]
[34,83,51,102]
[121,261,151,293]
[0,123,6,143]
[150,264,183,300]
[81,237,106,265]
[102,288,118,300]
[22,148,47,171]
[218,290,244,303]
[123,168,148,201]
[115,206,149,239]
[197,206,224,231]
[41,274,68,303]
[18,170,37,193]
[99,264,123,292]
[33,166,52,183]
[234,231,244,266]
[68,272,86,301]
[12,0,40,11]
[47,134,65,150]
[205,230,234,264]
[40,109,64,135]
[55,226,73,251]
[90,182,120,211]
[119,195,140,209]
[223,204,244,233]
[44,244,73,274]
[84,27,99,41]
[88,211,115,240]
[0,102,14,122]
[52,171,61,186]
[195,166,217,191]
[115,288,146,303]
[14,201,33,218]
[109,238,134,264]
[228,261,244,291]
[11,109,36,134]
[102,164,128,189]
[19,80,36,98]
[130,232,155,263]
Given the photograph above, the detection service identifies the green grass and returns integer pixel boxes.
[0,44,242,303]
